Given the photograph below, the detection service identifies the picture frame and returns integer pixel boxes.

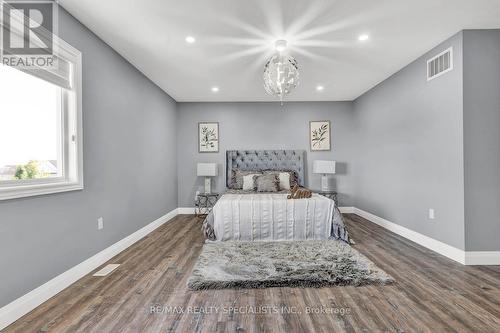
[309,120,331,151]
[198,122,219,153]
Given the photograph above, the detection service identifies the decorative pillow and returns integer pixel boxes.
[287,171,299,187]
[232,170,262,189]
[256,174,280,192]
[242,174,259,191]
[262,170,297,190]
[278,172,291,190]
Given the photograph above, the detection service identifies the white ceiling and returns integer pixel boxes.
[59,0,500,102]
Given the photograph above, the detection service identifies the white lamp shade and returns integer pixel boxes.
[313,160,336,174]
[197,163,218,176]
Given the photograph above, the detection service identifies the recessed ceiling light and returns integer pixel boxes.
[185,36,196,44]
[358,34,369,41]
[316,85,324,91]
[211,86,219,92]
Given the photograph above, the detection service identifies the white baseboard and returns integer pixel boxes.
[339,206,354,214]
[465,251,500,265]
[352,207,466,264]
[0,208,179,330]
[177,207,196,214]
[351,207,500,266]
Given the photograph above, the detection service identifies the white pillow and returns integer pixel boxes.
[278,172,291,190]
[242,174,259,191]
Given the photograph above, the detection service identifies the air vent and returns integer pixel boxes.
[427,47,453,81]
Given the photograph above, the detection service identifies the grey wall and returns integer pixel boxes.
[0,9,178,307]
[352,32,465,249]
[463,30,500,251]
[177,102,356,207]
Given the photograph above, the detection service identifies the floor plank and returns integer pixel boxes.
[3,214,500,333]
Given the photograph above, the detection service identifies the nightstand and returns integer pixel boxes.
[316,190,338,207]
[195,192,219,217]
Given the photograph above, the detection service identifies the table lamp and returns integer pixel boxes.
[313,160,336,191]
[197,163,218,194]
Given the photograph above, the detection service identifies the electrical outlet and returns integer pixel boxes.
[97,217,104,230]
[428,209,435,220]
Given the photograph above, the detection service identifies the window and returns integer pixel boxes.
[0,39,82,200]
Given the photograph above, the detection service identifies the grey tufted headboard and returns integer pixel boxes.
[226,150,305,187]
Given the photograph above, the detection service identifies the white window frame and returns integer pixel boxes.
[0,37,83,201]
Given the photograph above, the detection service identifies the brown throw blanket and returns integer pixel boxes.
[287,185,312,199]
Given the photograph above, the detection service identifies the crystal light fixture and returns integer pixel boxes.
[263,40,300,105]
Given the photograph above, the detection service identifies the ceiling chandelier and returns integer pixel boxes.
[263,40,299,105]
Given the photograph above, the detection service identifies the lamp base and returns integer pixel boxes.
[204,177,211,194]
[321,175,330,192]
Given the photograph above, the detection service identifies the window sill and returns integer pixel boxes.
[0,181,84,201]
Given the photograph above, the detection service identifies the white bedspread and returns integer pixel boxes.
[213,193,334,241]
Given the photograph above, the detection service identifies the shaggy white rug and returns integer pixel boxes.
[188,240,394,290]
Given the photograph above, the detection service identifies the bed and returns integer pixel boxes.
[202,150,350,243]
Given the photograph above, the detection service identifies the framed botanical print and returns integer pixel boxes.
[198,122,219,153]
[309,120,331,151]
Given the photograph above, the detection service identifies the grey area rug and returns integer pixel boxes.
[187,240,394,290]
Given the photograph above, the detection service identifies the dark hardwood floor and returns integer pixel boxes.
[4,214,500,333]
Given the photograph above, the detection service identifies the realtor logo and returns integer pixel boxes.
[1,0,58,68]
